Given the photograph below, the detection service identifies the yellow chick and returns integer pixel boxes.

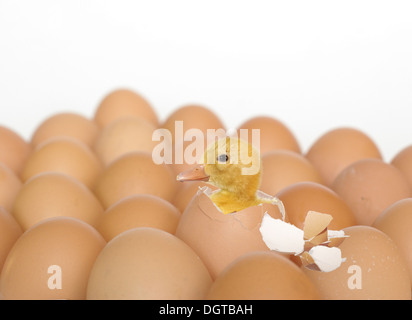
[177,137,268,214]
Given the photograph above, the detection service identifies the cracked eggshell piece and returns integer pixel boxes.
[306,246,345,273]
[259,213,304,255]
[175,187,286,279]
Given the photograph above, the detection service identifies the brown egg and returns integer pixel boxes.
[302,225,411,300]
[260,150,324,196]
[30,112,100,149]
[306,127,382,187]
[0,126,31,175]
[94,116,159,167]
[373,198,412,287]
[332,159,411,226]
[21,137,103,189]
[0,163,22,213]
[161,104,226,144]
[96,194,181,242]
[0,217,106,300]
[237,116,301,155]
[94,152,178,209]
[0,207,23,275]
[94,88,158,128]
[87,227,212,299]
[276,182,356,231]
[391,145,412,190]
[13,172,104,231]
[172,181,218,213]
[175,187,286,279]
[206,251,320,300]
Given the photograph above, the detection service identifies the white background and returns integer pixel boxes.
[0,0,411,161]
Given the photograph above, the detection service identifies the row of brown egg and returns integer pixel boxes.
[0,88,411,300]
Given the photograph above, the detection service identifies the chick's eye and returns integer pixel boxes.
[217,154,229,163]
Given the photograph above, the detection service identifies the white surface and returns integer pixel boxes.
[1,0,411,161]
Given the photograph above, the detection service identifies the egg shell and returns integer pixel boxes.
[302,225,411,300]
[175,187,286,280]
[93,116,160,167]
[0,126,31,175]
[332,159,411,226]
[391,145,412,191]
[0,163,22,213]
[13,172,104,231]
[276,182,356,231]
[86,227,212,300]
[305,127,382,187]
[94,88,158,128]
[21,137,103,189]
[94,152,178,209]
[373,198,412,287]
[96,194,181,242]
[161,104,226,145]
[0,217,106,300]
[0,207,23,276]
[237,116,301,155]
[206,251,320,300]
[260,150,324,196]
[172,181,218,213]
[30,112,100,149]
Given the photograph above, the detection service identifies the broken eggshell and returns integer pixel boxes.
[175,186,286,280]
[259,210,347,272]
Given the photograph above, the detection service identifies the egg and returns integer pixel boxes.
[172,181,217,213]
[302,225,411,300]
[0,217,106,300]
[260,150,324,196]
[12,172,104,231]
[86,227,212,299]
[0,125,31,175]
[276,182,356,231]
[161,104,226,145]
[21,137,103,189]
[30,112,100,149]
[0,163,22,213]
[305,127,382,187]
[391,145,412,190]
[236,116,301,155]
[94,151,178,209]
[0,207,23,276]
[175,187,286,279]
[93,116,159,167]
[96,194,181,242]
[94,88,159,128]
[206,251,320,300]
[373,198,412,287]
[332,159,411,226]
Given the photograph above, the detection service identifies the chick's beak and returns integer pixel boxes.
[176,164,209,182]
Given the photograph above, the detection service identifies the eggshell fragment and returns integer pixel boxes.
[302,226,411,300]
[0,207,23,275]
[87,227,212,300]
[0,126,31,175]
[93,116,160,167]
[306,127,382,187]
[94,152,178,209]
[96,194,181,242]
[13,172,104,231]
[21,137,103,189]
[260,150,324,196]
[94,88,159,127]
[175,187,286,279]
[172,181,218,213]
[332,159,411,226]
[373,198,412,287]
[391,145,412,190]
[0,163,22,213]
[30,112,99,149]
[206,251,320,300]
[0,217,106,300]
[237,116,301,155]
